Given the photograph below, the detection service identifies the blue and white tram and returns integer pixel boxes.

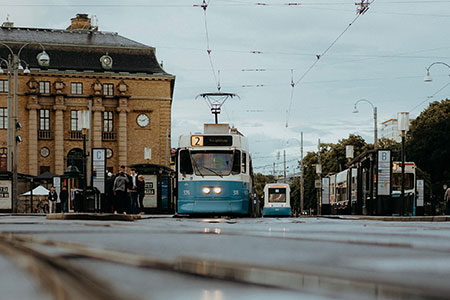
[263,183,291,216]
[176,124,256,216]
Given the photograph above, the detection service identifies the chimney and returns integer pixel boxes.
[2,15,13,28]
[67,14,97,31]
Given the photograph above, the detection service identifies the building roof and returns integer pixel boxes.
[0,26,170,76]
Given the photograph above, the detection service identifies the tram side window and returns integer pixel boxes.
[232,150,241,175]
[242,152,247,174]
[179,150,193,175]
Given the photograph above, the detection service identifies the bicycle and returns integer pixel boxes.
[34,198,49,214]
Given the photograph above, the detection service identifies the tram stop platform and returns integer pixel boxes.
[46,213,141,222]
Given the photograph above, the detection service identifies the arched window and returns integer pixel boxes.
[67,148,83,174]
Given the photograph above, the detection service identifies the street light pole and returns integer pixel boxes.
[353,99,378,150]
[0,42,49,213]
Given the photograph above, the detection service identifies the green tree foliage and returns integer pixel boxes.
[378,137,401,161]
[253,173,275,200]
[406,99,450,195]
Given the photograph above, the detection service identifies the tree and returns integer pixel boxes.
[406,99,450,196]
[253,173,275,200]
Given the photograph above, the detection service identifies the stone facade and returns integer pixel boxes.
[0,15,175,176]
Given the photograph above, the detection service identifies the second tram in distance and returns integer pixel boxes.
[176,124,259,216]
[263,183,291,216]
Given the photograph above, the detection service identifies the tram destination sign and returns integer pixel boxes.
[191,135,233,147]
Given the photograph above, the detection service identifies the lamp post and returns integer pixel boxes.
[0,42,49,213]
[353,99,378,150]
[286,132,304,215]
[79,111,90,207]
[424,62,450,82]
[398,112,409,216]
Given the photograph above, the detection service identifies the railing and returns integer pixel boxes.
[102,131,116,141]
[38,130,52,140]
[70,130,83,140]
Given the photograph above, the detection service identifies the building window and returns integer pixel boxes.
[71,110,81,131]
[103,83,114,96]
[39,109,50,130]
[0,80,8,93]
[0,108,7,129]
[103,111,114,132]
[39,81,50,94]
[102,111,115,141]
[40,166,50,174]
[71,82,83,95]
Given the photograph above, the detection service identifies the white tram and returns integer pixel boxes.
[263,183,291,216]
[176,124,257,216]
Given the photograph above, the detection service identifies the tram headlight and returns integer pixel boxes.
[213,187,222,194]
[202,187,211,194]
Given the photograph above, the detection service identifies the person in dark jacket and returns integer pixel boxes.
[113,166,129,214]
[60,186,69,213]
[136,175,146,213]
[48,186,58,214]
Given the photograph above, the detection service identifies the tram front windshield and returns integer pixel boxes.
[392,173,415,191]
[268,188,286,203]
[191,150,234,176]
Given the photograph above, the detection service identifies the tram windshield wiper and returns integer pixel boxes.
[190,154,204,177]
[200,166,223,178]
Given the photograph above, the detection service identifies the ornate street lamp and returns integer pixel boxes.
[424,62,450,82]
[353,99,378,149]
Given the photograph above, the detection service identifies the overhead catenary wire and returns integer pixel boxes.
[409,80,450,113]
[197,0,221,91]
[285,0,375,128]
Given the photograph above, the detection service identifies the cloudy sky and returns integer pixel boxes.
[3,0,450,174]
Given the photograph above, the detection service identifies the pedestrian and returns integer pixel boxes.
[60,186,69,213]
[48,186,58,214]
[105,172,115,213]
[444,186,450,215]
[137,175,146,213]
[129,168,138,214]
[430,191,437,216]
[113,166,129,214]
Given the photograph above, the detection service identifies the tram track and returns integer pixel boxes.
[0,234,130,300]
[0,232,449,300]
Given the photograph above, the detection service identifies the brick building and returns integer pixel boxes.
[0,14,175,176]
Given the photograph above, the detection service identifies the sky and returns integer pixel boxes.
[3,0,450,175]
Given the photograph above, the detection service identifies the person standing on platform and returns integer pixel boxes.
[113,166,129,214]
[60,186,69,213]
[129,168,138,214]
[137,175,146,213]
[48,186,58,214]
[105,172,115,213]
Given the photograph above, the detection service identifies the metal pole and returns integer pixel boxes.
[374,106,378,150]
[317,138,321,215]
[83,132,87,209]
[300,132,304,215]
[87,100,92,186]
[166,128,169,166]
[283,150,286,183]
[7,55,12,172]
[401,131,405,216]
[12,54,18,213]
